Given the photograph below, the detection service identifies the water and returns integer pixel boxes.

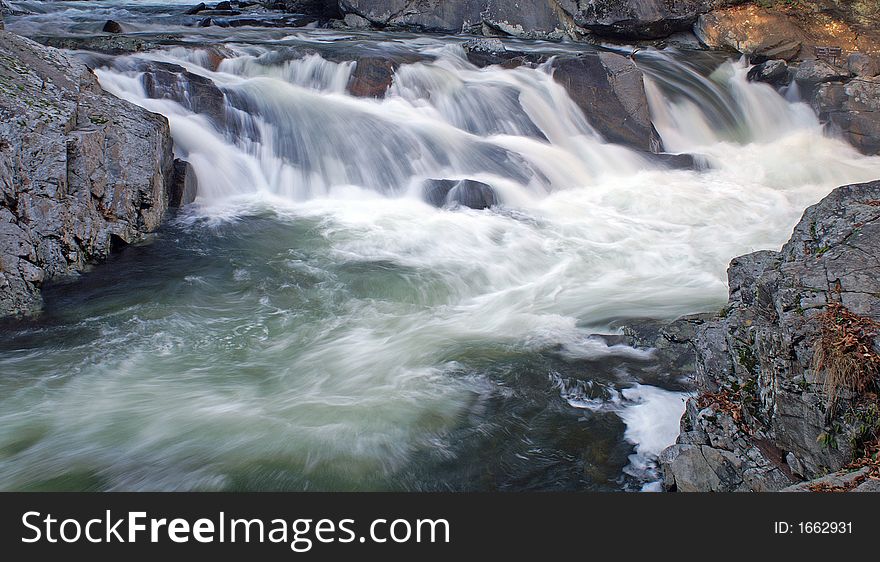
[2,2,880,491]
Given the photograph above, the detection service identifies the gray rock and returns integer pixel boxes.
[660,180,880,491]
[0,31,176,317]
[337,1,745,40]
[794,59,850,87]
[812,79,880,155]
[552,51,662,153]
[423,179,498,210]
[746,59,791,88]
[847,52,880,78]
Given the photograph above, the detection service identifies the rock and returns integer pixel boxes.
[552,51,662,153]
[794,59,850,87]
[574,0,744,40]
[812,80,880,155]
[102,20,124,34]
[462,39,549,69]
[0,31,176,317]
[695,5,804,61]
[336,1,747,40]
[342,13,371,28]
[746,59,791,88]
[660,180,880,491]
[347,56,395,98]
[847,52,880,78]
[216,1,233,9]
[35,34,158,55]
[186,2,207,15]
[138,61,229,129]
[423,179,498,210]
[782,467,873,492]
[170,159,199,208]
[347,53,427,98]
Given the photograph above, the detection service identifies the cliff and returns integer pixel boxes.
[0,31,177,317]
[659,180,880,492]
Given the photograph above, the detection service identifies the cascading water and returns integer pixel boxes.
[2,3,880,491]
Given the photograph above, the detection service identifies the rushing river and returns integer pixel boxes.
[2,1,880,491]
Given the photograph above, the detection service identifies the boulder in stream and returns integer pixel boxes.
[423,179,498,210]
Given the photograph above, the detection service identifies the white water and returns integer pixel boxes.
[87,43,880,488]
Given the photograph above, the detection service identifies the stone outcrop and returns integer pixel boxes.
[695,2,880,62]
[812,78,880,156]
[659,180,880,492]
[0,31,177,317]
[336,1,747,40]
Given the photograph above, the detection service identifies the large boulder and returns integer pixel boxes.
[0,31,177,317]
[552,51,662,152]
[695,4,805,61]
[660,180,880,491]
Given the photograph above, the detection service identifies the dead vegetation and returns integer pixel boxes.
[813,302,880,415]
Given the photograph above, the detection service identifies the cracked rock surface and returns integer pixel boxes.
[660,180,880,491]
[0,31,176,317]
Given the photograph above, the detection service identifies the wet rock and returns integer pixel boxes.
[347,56,395,98]
[423,179,498,210]
[660,180,880,491]
[462,39,549,69]
[102,20,124,34]
[186,2,207,15]
[35,34,158,55]
[139,61,229,130]
[347,53,426,98]
[170,159,199,208]
[746,59,791,88]
[552,51,662,153]
[0,31,176,317]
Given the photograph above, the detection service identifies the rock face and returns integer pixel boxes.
[660,180,880,492]
[337,1,745,40]
[812,79,880,156]
[0,31,176,317]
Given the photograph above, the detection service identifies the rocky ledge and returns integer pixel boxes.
[657,180,880,492]
[0,31,178,317]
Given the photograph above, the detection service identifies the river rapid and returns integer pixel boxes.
[2,1,880,491]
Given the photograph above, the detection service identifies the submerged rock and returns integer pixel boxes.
[0,31,177,317]
[102,20,124,34]
[423,179,498,210]
[659,180,880,491]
